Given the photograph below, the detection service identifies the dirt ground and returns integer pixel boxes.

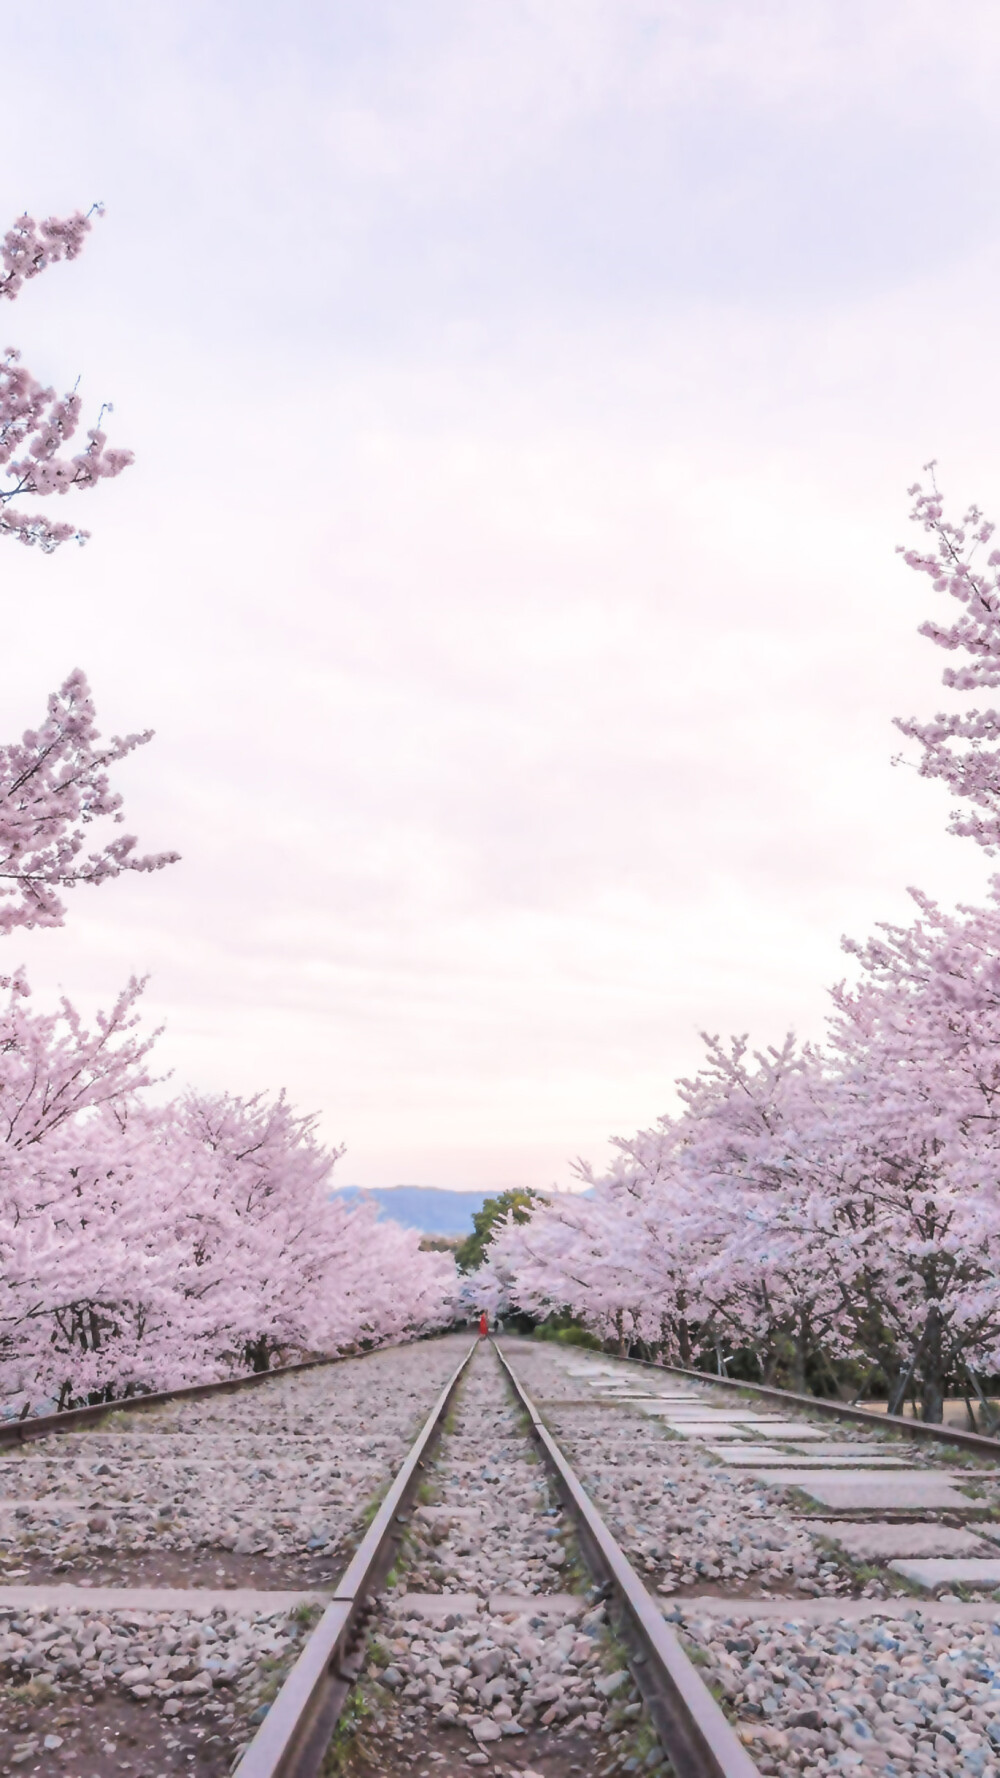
[0,1544,341,1595]
[0,1682,245,1777]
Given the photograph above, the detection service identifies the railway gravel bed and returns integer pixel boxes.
[334,1341,665,1778]
[500,1340,1000,1778]
[0,1340,467,1593]
[674,1604,1000,1777]
[0,1598,312,1777]
[501,1341,1000,1604]
[0,1336,470,1778]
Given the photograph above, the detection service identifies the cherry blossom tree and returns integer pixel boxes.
[1,208,133,550]
[489,878,1000,1419]
[0,205,458,1408]
[893,466,1000,848]
[823,889,1000,1420]
[0,974,457,1411]
[485,473,1000,1422]
[0,669,179,935]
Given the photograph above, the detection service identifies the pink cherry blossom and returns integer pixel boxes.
[482,475,1000,1422]
[0,207,133,550]
[0,975,457,1411]
[0,669,179,935]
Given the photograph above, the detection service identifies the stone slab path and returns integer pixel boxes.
[750,1470,976,1509]
[0,1583,322,1611]
[396,1591,585,1621]
[712,1447,906,1467]
[889,1556,1000,1588]
[669,1593,1000,1624]
[808,1520,994,1558]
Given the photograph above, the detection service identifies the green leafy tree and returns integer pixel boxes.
[455,1189,539,1274]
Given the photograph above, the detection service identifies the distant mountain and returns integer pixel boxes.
[332,1184,496,1235]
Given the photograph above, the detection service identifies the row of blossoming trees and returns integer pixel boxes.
[1,210,456,1411]
[482,478,1000,1424]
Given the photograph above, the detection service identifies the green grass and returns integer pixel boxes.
[320,1680,372,1776]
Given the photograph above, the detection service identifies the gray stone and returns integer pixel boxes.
[472,1717,503,1742]
[596,1668,629,1697]
[806,1520,993,1559]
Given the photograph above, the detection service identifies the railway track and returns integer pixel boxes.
[8,1330,1000,1778]
[230,1338,756,1778]
[499,1337,1000,1777]
[0,1335,470,1777]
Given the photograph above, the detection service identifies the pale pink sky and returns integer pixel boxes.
[4,2,1000,1188]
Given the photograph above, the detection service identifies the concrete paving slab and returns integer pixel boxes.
[652,1421,757,1438]
[394,1593,481,1620]
[975,1524,1000,1547]
[658,1413,778,1428]
[744,1425,833,1441]
[489,1594,585,1619]
[539,1398,678,1410]
[590,1389,658,1399]
[669,1596,1000,1625]
[807,1521,993,1559]
[589,1377,651,1387]
[637,1408,726,1422]
[414,1505,485,1526]
[707,1446,904,1468]
[706,1445,801,1464]
[774,1443,899,1459]
[731,1453,907,1469]
[619,1386,697,1401]
[736,1421,853,1439]
[0,1586,321,1613]
[394,1591,586,1622]
[655,1407,771,1418]
[889,1557,1000,1589]
[752,1471,976,1509]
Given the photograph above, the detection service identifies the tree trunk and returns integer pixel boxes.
[790,1315,808,1396]
[245,1337,272,1373]
[918,1307,945,1424]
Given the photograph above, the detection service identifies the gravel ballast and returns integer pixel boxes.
[500,1340,1000,1778]
[677,1604,1000,1776]
[340,1342,664,1777]
[0,1338,470,1591]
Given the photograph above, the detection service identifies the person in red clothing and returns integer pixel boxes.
[479,1311,488,1338]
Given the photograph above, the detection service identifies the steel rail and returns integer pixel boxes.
[493,1342,761,1778]
[232,1338,478,1778]
[616,1353,1000,1459]
[0,1333,460,1450]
